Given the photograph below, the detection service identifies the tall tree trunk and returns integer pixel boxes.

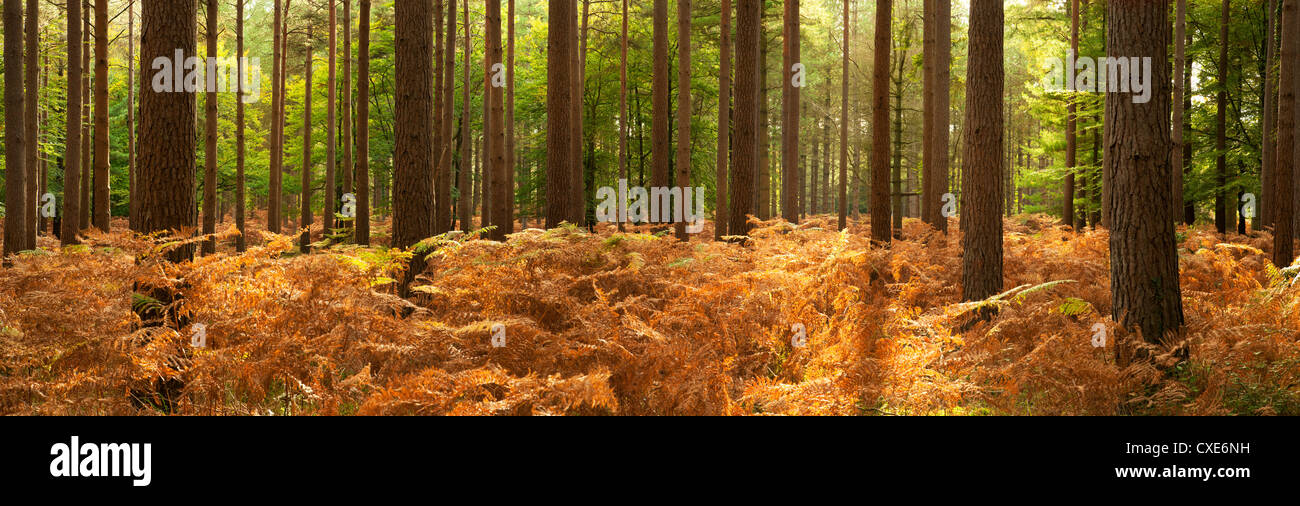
[933,0,950,232]
[202,0,218,254]
[355,0,371,244]
[621,0,630,232]
[781,0,800,224]
[651,0,670,229]
[1215,0,1230,234]
[393,0,435,292]
[92,0,109,232]
[674,0,692,240]
[300,40,314,253]
[342,0,353,227]
[1183,24,1195,225]
[1063,0,1077,230]
[278,0,293,230]
[440,0,456,232]
[138,0,197,262]
[3,0,24,259]
[870,0,892,243]
[128,1,137,231]
[757,11,770,221]
[459,0,473,231]
[80,6,90,231]
[22,0,38,249]
[1276,0,1297,267]
[732,0,759,237]
[1262,0,1279,228]
[505,0,516,234]
[1107,0,1184,355]
[270,0,284,234]
[236,0,247,252]
[61,0,81,246]
[716,0,730,239]
[325,0,337,234]
[486,0,508,241]
[838,0,849,230]
[1173,0,1187,224]
[545,0,577,228]
[922,0,934,226]
[960,0,1003,301]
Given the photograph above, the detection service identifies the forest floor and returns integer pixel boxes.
[1,212,1298,416]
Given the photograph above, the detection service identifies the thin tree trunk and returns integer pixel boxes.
[651,0,669,229]
[80,6,90,231]
[1275,0,1297,266]
[757,11,770,221]
[128,1,136,231]
[621,0,631,232]
[717,0,730,239]
[202,0,218,254]
[3,0,24,258]
[1215,0,1230,234]
[91,0,109,232]
[343,0,353,223]
[300,40,314,253]
[61,0,81,246]
[236,0,247,252]
[270,0,284,234]
[22,0,38,249]
[732,0,759,237]
[1173,0,1187,224]
[1063,0,1077,230]
[355,0,371,244]
[781,0,799,224]
[459,0,474,230]
[325,0,337,233]
[934,0,949,233]
[838,0,849,230]
[440,0,455,232]
[870,0,892,243]
[1262,0,1278,228]
[674,0,692,240]
[505,0,516,234]
[487,0,508,241]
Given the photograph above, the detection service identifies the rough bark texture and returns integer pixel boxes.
[869,0,891,243]
[1276,0,1297,267]
[393,0,435,258]
[781,0,799,224]
[3,0,25,258]
[343,0,353,218]
[546,0,576,228]
[92,0,109,232]
[22,0,37,249]
[355,0,371,244]
[731,0,759,237]
[716,0,730,239]
[487,0,509,241]
[1106,0,1184,349]
[651,0,669,228]
[505,0,516,234]
[674,0,692,240]
[127,2,136,231]
[61,0,81,246]
[138,0,198,262]
[960,0,1003,301]
[436,0,453,232]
